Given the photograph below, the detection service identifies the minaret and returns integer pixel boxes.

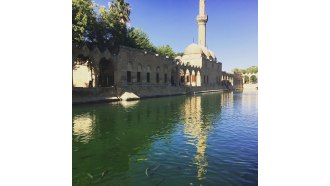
[197,0,208,47]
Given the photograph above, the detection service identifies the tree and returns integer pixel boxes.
[250,75,258,83]
[72,0,96,46]
[232,68,241,74]
[108,0,131,48]
[246,66,258,73]
[231,66,257,74]
[84,0,131,50]
[127,28,155,51]
[109,0,131,24]
[156,45,176,59]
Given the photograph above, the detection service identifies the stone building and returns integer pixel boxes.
[72,0,242,102]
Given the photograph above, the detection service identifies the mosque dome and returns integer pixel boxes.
[184,43,217,61]
[184,43,203,55]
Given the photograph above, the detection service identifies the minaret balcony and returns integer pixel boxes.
[196,15,208,23]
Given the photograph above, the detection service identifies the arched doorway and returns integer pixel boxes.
[99,58,114,87]
[72,55,95,88]
[180,69,185,86]
[244,75,250,84]
[185,69,191,86]
[171,67,178,86]
[196,71,201,87]
[191,70,196,86]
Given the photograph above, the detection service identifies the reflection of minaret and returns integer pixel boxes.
[182,96,209,180]
[197,0,208,47]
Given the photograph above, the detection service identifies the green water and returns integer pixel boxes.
[73,91,258,185]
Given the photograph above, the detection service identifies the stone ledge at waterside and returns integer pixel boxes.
[72,86,230,105]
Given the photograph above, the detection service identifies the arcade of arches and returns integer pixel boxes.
[243,73,258,84]
[73,46,242,89]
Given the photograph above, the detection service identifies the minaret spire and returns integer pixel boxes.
[197,0,208,47]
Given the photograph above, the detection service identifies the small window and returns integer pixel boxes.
[127,71,131,83]
[147,73,150,83]
[156,73,159,83]
[137,72,141,83]
[186,76,190,82]
[164,74,167,83]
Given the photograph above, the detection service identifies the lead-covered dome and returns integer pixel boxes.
[184,43,203,55]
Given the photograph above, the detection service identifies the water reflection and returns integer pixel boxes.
[119,100,140,108]
[180,95,222,180]
[73,113,95,144]
[241,89,258,113]
[221,91,234,108]
[72,97,184,185]
[72,92,257,185]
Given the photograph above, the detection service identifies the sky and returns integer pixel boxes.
[94,0,258,72]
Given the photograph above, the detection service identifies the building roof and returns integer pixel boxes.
[184,43,203,55]
[209,50,216,59]
[183,43,216,61]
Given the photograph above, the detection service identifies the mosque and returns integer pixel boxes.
[72,0,243,102]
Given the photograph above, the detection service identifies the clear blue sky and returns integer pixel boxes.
[94,0,258,71]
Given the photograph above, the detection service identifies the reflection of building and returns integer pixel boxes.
[181,96,209,180]
[119,100,140,108]
[221,91,234,108]
[73,113,95,144]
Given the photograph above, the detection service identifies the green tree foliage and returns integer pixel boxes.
[72,0,96,46]
[108,0,131,48]
[250,75,258,83]
[109,0,131,24]
[247,66,258,73]
[232,66,257,74]
[232,68,241,73]
[92,0,131,49]
[127,28,155,51]
[72,0,179,56]
[156,45,176,59]
[72,0,131,50]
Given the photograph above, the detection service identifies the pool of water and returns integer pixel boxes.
[73,91,258,185]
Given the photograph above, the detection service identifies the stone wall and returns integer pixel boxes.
[72,45,227,104]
